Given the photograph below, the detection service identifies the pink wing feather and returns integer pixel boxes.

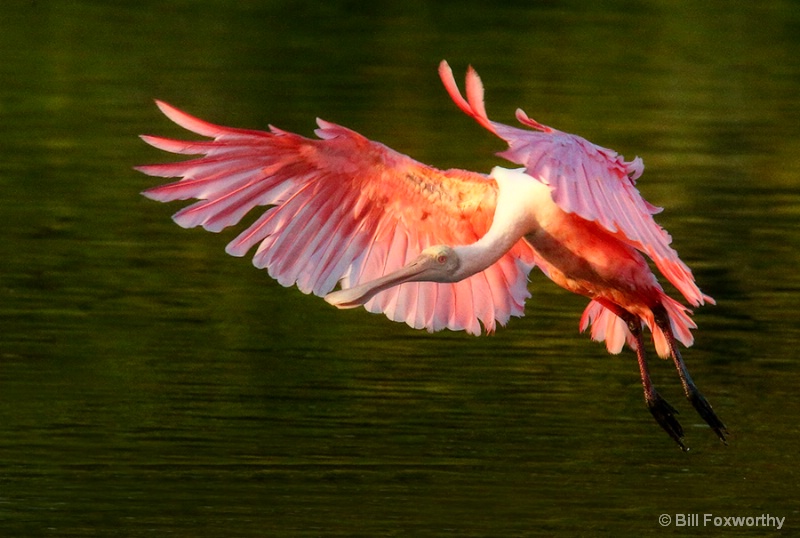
[438,61,713,309]
[137,100,536,335]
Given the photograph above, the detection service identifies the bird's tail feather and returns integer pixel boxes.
[580,295,696,358]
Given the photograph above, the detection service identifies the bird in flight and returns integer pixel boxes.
[137,60,727,450]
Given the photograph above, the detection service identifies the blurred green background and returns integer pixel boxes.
[1,1,798,535]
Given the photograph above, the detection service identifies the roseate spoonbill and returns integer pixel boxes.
[137,60,726,450]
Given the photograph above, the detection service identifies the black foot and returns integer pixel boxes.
[648,393,687,451]
[688,388,728,445]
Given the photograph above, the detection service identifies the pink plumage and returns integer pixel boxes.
[137,61,726,450]
[138,101,535,336]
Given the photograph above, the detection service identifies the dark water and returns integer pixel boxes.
[2,1,799,535]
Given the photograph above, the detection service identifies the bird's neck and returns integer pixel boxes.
[452,167,550,280]
[452,230,525,281]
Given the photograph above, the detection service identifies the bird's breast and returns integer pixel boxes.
[525,208,658,304]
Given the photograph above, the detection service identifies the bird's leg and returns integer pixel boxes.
[620,310,686,451]
[652,305,728,445]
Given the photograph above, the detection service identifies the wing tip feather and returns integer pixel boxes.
[438,60,498,135]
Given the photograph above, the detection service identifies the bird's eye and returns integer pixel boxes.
[437,255,447,264]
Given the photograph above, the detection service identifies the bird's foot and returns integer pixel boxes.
[687,388,728,445]
[647,392,687,451]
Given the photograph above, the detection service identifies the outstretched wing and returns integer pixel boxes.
[137,100,536,335]
[438,61,713,308]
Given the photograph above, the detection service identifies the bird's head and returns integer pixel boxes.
[415,244,462,282]
[324,244,461,309]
